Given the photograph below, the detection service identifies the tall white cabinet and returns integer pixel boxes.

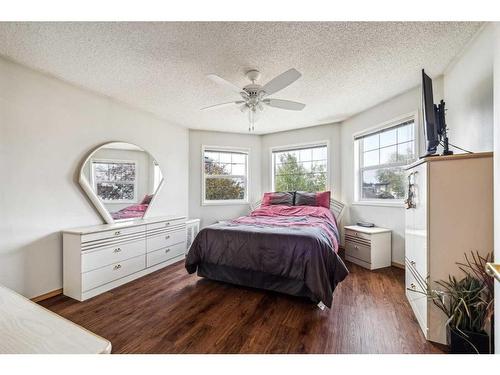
[405,152,493,344]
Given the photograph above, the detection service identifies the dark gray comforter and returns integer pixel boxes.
[185,213,348,307]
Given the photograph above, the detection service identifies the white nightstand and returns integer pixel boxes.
[344,225,392,270]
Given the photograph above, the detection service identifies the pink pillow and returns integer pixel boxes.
[316,191,331,208]
[141,194,153,205]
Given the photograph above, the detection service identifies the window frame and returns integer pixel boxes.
[91,158,138,204]
[201,145,250,206]
[270,140,330,192]
[353,113,418,207]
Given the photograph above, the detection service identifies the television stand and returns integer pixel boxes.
[441,136,454,156]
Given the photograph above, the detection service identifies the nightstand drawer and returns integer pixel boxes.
[345,240,371,263]
[345,228,371,242]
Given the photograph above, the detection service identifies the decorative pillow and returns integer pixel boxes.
[141,194,154,205]
[294,191,331,208]
[261,192,295,206]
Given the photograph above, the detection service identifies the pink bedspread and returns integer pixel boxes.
[111,203,148,220]
[231,205,339,252]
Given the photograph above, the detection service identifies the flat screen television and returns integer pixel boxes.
[421,69,452,157]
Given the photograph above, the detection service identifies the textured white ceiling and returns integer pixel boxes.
[0,22,482,134]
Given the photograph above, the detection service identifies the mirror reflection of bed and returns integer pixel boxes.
[81,142,163,221]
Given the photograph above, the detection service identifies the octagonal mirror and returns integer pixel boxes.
[79,142,164,224]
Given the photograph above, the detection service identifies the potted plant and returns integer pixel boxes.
[415,251,494,354]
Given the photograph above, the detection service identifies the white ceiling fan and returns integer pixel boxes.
[201,68,305,131]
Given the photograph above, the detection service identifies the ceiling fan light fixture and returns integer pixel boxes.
[201,68,305,131]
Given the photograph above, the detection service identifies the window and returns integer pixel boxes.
[202,147,248,204]
[355,118,416,202]
[92,160,137,203]
[272,144,328,192]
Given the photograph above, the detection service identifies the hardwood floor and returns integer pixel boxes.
[39,260,445,354]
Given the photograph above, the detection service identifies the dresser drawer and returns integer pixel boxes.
[82,255,146,292]
[147,242,186,267]
[82,239,146,272]
[146,219,185,232]
[345,229,371,242]
[147,229,186,252]
[405,230,428,278]
[345,240,371,263]
[82,225,146,244]
[406,267,428,336]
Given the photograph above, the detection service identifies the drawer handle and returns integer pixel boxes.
[113,264,122,270]
[165,248,171,253]
[410,260,416,266]
[165,235,170,240]
[114,248,122,253]
[354,245,359,250]
[114,231,121,236]
[165,222,170,226]
[410,283,416,290]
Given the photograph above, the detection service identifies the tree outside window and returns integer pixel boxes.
[203,149,248,203]
[356,119,416,201]
[273,145,327,192]
[92,160,137,202]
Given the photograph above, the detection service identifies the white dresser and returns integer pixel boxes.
[63,216,186,301]
[405,152,493,344]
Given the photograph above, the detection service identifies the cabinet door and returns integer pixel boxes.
[405,266,428,338]
[405,163,428,278]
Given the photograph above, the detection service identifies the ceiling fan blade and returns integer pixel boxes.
[200,100,243,111]
[261,68,302,96]
[264,99,306,111]
[207,74,243,94]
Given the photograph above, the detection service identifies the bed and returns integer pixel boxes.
[110,194,153,220]
[185,194,349,308]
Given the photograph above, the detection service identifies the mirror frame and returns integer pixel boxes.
[79,141,165,224]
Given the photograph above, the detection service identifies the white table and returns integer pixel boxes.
[0,285,111,354]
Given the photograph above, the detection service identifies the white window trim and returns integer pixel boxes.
[91,158,138,204]
[270,140,330,192]
[353,112,418,207]
[201,145,250,206]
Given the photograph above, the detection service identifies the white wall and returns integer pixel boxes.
[339,84,440,265]
[0,57,189,298]
[261,123,342,200]
[188,130,262,227]
[444,24,494,152]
